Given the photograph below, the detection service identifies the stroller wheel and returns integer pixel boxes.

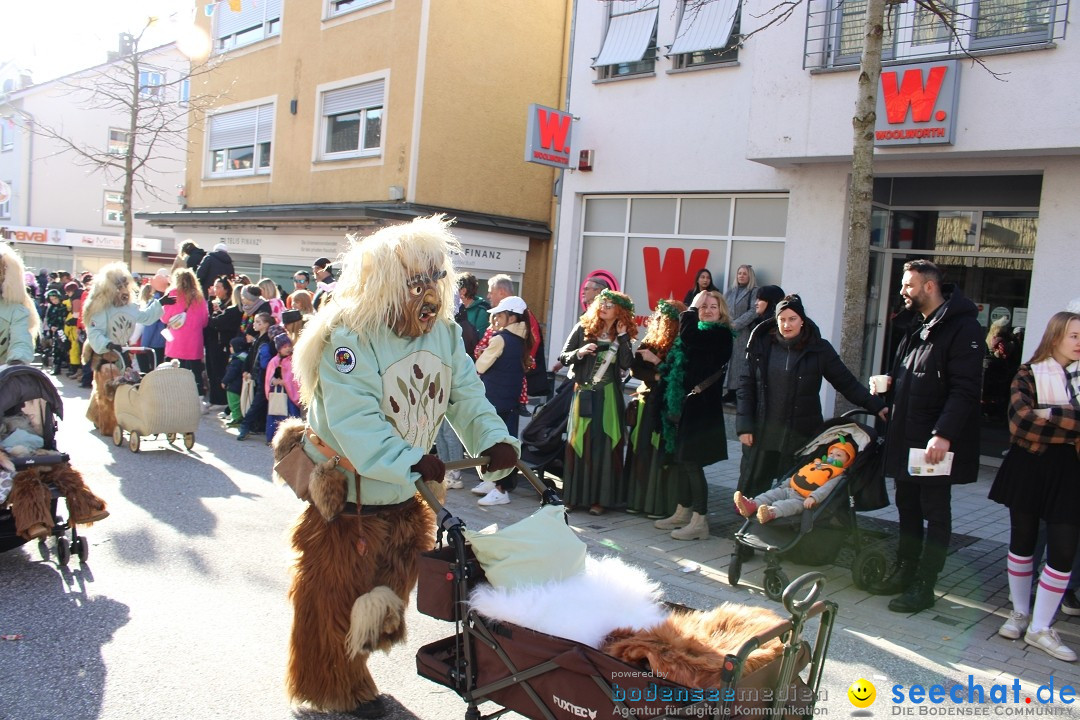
[763,567,789,602]
[728,551,743,586]
[129,433,141,453]
[184,432,195,450]
[56,536,71,567]
[166,433,176,444]
[852,547,888,590]
[113,426,123,446]
[74,536,90,563]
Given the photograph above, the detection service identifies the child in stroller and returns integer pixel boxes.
[735,437,856,524]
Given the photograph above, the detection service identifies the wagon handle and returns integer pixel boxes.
[414,456,560,528]
[782,571,825,618]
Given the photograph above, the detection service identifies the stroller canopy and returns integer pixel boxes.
[0,364,64,420]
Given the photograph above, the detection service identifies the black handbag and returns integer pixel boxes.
[576,387,594,418]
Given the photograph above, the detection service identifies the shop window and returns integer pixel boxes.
[104,191,124,225]
[594,0,659,80]
[679,198,731,235]
[669,0,741,69]
[730,239,785,287]
[629,198,677,234]
[108,128,130,156]
[319,79,384,160]
[215,0,282,51]
[584,198,627,233]
[733,198,789,237]
[206,102,274,177]
[979,211,1038,253]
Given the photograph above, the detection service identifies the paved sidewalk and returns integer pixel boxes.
[440,410,1080,703]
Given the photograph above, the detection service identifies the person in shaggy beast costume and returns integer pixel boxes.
[279,215,519,718]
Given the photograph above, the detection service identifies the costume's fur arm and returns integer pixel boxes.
[0,244,40,338]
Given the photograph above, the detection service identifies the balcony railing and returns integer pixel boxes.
[804,0,1070,69]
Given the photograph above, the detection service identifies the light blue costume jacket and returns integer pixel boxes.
[86,302,164,354]
[0,301,35,364]
[305,320,519,506]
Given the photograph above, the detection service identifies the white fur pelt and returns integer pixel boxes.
[468,555,668,648]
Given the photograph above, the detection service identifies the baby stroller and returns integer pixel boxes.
[0,363,88,566]
[518,378,573,482]
[729,411,889,601]
[415,458,837,720]
[111,349,201,453]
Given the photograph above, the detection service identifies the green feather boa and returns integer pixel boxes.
[660,321,734,453]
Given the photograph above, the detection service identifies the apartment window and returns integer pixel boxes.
[104,191,124,225]
[1,120,13,151]
[215,0,282,51]
[594,0,659,79]
[0,181,11,219]
[108,128,130,156]
[971,0,1055,46]
[327,0,388,18]
[206,103,274,177]
[320,80,384,159]
[670,0,741,68]
[139,70,164,99]
[179,78,190,105]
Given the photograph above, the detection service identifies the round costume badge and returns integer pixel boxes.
[334,347,356,374]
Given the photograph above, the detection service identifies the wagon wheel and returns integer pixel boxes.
[763,567,789,602]
[56,536,71,567]
[852,547,888,590]
[183,432,195,450]
[113,426,123,446]
[129,432,141,453]
[166,433,176,444]
[728,551,743,587]
[74,536,90,563]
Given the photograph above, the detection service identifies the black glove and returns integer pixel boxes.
[411,454,446,483]
[65,318,77,326]
[159,295,177,306]
[482,443,518,472]
[106,342,124,354]
[7,359,23,365]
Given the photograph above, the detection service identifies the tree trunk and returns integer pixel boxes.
[123,54,139,269]
[836,0,887,412]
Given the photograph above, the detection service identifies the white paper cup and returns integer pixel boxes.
[869,375,890,394]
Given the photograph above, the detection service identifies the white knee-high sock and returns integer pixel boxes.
[1007,552,1034,616]
[1030,565,1071,632]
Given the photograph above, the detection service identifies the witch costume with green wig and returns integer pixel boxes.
[558,290,637,514]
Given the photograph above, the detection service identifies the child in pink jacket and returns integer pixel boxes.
[264,332,301,443]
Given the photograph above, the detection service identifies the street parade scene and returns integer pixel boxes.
[1,1,1078,719]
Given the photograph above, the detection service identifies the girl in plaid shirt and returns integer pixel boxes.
[989,311,1080,662]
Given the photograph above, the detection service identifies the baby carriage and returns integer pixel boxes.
[729,412,890,601]
[0,363,90,566]
[518,378,573,482]
[111,349,201,453]
[415,458,837,720]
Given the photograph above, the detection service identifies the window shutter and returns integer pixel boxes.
[255,104,274,144]
[670,0,740,55]
[593,1,659,67]
[323,80,385,117]
[208,107,258,150]
[216,0,281,38]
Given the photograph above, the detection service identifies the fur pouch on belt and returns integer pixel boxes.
[309,457,347,521]
[271,418,315,502]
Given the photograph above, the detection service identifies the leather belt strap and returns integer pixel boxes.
[306,430,357,474]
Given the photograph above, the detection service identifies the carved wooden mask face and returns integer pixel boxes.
[391,268,446,338]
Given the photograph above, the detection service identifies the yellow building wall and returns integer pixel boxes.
[416,1,567,223]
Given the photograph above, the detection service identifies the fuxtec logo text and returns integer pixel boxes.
[890,676,1075,715]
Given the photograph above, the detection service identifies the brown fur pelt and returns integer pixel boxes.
[286,497,435,711]
[48,462,108,524]
[602,602,785,686]
[86,360,122,436]
[7,468,54,539]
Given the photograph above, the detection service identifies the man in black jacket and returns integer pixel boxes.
[196,243,235,297]
[870,260,984,613]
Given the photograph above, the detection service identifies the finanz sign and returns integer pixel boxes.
[525,103,572,168]
[875,60,959,147]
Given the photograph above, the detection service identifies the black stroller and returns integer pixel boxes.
[415,458,837,720]
[518,377,573,482]
[729,412,890,601]
[0,363,87,565]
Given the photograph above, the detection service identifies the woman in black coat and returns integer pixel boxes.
[205,276,241,407]
[736,295,886,498]
[682,269,719,307]
[653,290,734,540]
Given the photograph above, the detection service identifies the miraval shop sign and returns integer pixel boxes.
[875,60,959,146]
[524,103,572,169]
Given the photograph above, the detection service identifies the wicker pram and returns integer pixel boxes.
[112,349,201,452]
[414,460,837,720]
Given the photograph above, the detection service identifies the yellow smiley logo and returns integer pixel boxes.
[848,678,876,708]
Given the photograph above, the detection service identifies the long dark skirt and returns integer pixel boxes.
[563,382,627,509]
[625,395,675,517]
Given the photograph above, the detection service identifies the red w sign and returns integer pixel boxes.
[525,103,572,168]
[874,60,958,146]
[881,65,948,124]
[642,247,709,309]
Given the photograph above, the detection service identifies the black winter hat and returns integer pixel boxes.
[775,294,807,321]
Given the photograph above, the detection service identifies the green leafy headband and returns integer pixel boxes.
[600,289,634,313]
[656,299,679,320]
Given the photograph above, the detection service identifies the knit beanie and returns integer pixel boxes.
[229,337,248,353]
[274,333,293,351]
[241,286,262,303]
[756,285,785,307]
[150,269,170,293]
[266,324,286,341]
[775,294,807,321]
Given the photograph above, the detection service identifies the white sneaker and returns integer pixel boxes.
[445,470,464,490]
[477,488,510,506]
[998,611,1029,640]
[1024,627,1078,662]
[471,480,496,496]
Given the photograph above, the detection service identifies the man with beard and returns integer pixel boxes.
[869,260,983,613]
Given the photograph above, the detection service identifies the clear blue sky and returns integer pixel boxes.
[0,0,200,83]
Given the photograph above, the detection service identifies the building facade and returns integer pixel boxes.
[552,0,1078,457]
[142,0,570,319]
[0,45,188,276]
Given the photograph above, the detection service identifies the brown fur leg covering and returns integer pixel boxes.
[86,362,121,436]
[49,463,108,524]
[286,499,435,711]
[8,469,54,539]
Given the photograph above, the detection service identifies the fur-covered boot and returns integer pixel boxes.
[87,360,122,436]
[8,469,54,540]
[49,463,109,525]
[653,504,691,530]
